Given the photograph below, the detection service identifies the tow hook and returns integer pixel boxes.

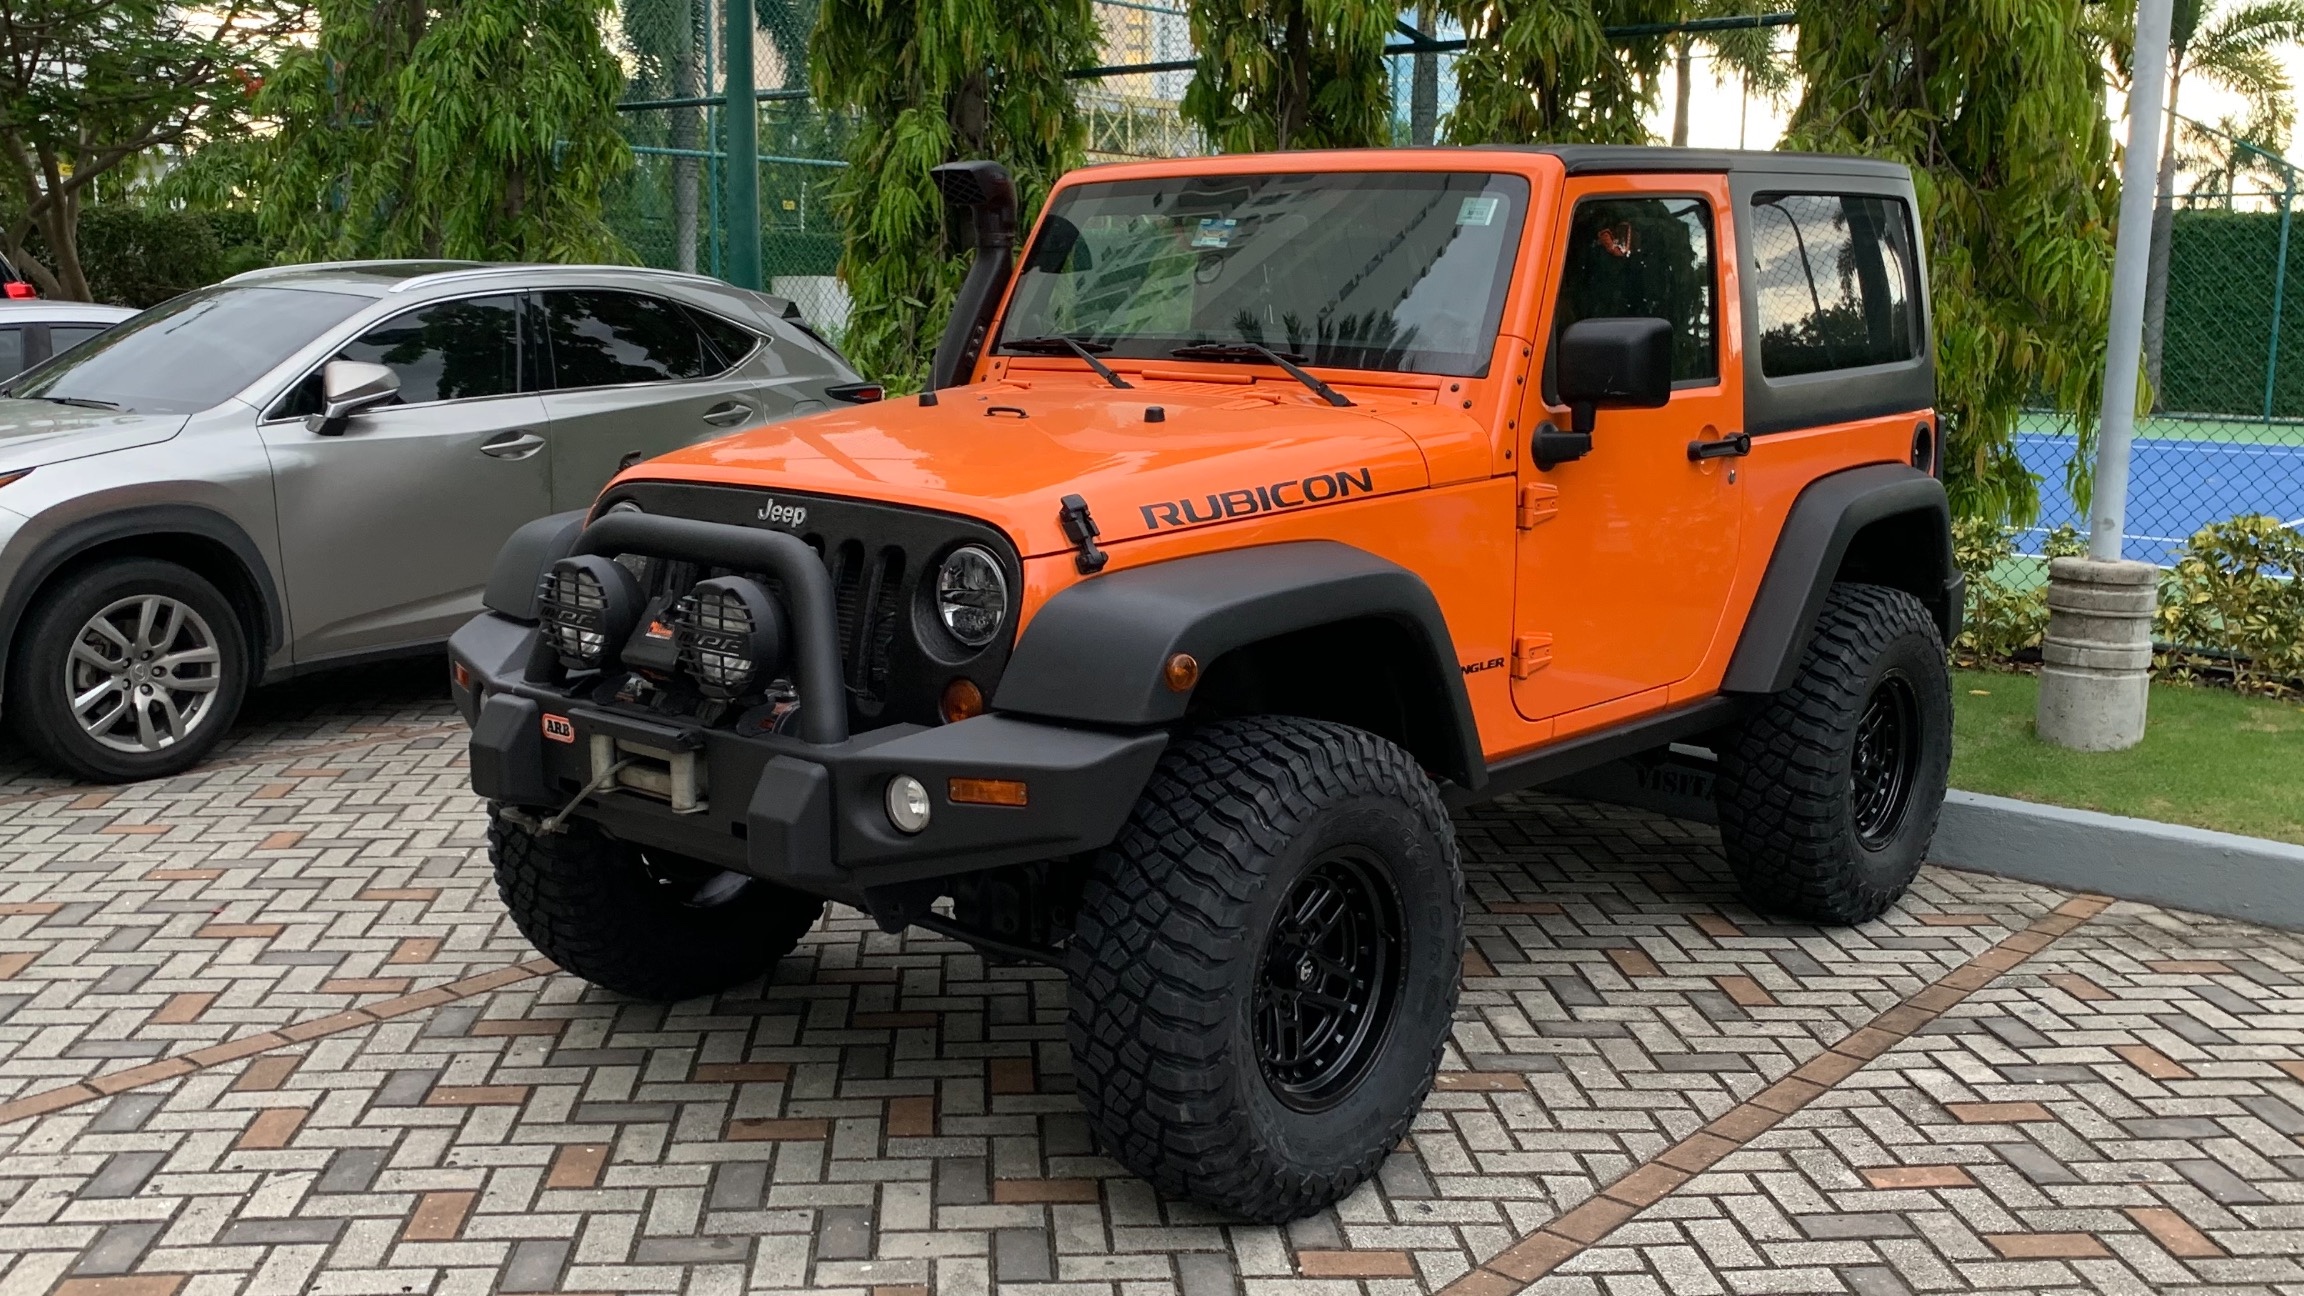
[1059,493,1110,575]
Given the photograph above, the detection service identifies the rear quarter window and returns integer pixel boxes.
[1748,193,1921,377]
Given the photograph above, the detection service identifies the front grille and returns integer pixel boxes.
[596,481,1020,730]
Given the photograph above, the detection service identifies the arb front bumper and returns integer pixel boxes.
[448,513,1165,908]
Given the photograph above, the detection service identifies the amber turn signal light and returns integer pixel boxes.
[939,677,985,723]
[948,777,1028,807]
[1163,652,1199,692]
[451,660,472,690]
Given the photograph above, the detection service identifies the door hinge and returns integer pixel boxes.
[1512,634,1553,678]
[1516,483,1559,529]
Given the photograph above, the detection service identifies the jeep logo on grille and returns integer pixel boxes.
[755,499,808,528]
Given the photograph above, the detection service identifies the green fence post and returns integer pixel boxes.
[722,0,762,290]
[2266,168,2295,420]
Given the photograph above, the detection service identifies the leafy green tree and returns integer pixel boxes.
[813,0,1098,388]
[1441,0,1679,144]
[2141,0,2304,398]
[253,0,631,262]
[0,0,304,300]
[1783,0,2122,526]
[1182,0,1395,151]
[1669,3,1793,146]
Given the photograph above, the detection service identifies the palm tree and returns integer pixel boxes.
[1669,1,1794,148]
[2142,0,2304,401]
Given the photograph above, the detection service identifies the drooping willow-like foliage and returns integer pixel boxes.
[1440,0,1680,144]
[813,0,1097,389]
[253,0,631,262]
[1181,0,1396,152]
[1784,0,2124,525]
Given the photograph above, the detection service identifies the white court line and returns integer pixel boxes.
[2014,431,2304,458]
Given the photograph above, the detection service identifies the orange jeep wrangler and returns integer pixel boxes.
[451,146,1958,1221]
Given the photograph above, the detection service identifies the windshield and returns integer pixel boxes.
[5,285,370,415]
[998,170,1529,377]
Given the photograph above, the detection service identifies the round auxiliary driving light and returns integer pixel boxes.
[936,545,1008,648]
[539,556,644,669]
[885,774,932,834]
[674,576,788,699]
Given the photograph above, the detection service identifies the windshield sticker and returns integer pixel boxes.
[1456,196,1502,227]
[1191,218,1239,248]
[1138,468,1376,531]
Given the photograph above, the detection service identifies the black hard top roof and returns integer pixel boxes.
[1506,144,1912,181]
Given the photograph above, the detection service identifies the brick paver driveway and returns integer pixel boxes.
[2,659,2301,1296]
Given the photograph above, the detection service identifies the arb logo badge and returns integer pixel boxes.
[541,713,576,744]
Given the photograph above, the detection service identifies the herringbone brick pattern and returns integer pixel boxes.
[0,661,2296,1295]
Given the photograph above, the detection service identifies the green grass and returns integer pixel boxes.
[2016,408,2304,448]
[1951,668,2304,845]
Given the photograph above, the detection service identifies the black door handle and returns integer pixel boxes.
[1687,431,1751,461]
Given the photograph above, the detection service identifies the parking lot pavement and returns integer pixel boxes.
[0,665,2300,1296]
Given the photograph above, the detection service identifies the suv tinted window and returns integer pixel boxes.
[0,327,22,379]
[1554,196,1717,385]
[50,324,108,351]
[539,291,717,389]
[345,295,522,403]
[1749,193,1920,377]
[686,307,760,369]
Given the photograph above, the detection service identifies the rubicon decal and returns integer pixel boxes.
[1139,468,1377,530]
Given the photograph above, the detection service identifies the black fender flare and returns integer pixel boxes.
[990,540,1485,789]
[0,503,285,687]
[481,509,591,622]
[1722,462,1960,695]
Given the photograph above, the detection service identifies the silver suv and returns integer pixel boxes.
[0,260,868,781]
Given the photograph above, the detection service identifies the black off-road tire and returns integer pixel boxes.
[489,806,823,1001]
[1066,716,1464,1222]
[7,558,251,783]
[1714,582,1952,925]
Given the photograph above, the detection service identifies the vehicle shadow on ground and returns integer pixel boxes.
[0,651,460,801]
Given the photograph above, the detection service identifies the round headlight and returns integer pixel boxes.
[674,576,787,699]
[935,545,1008,649]
[538,556,643,669]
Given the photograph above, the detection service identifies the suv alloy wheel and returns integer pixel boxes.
[7,558,250,782]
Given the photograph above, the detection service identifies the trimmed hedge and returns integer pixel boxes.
[26,206,272,309]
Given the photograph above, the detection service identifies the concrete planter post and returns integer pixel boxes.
[2036,555,2158,750]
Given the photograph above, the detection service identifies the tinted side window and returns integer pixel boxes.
[0,328,23,380]
[685,306,760,370]
[540,291,714,389]
[50,325,108,352]
[1555,197,1717,385]
[341,295,523,403]
[1749,194,1920,377]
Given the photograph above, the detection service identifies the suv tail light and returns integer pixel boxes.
[826,382,885,403]
[2,283,33,299]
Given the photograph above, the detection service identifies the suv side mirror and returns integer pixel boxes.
[1533,316,1674,470]
[306,359,399,435]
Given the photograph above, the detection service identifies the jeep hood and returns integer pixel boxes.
[0,400,189,470]
[621,380,1468,557]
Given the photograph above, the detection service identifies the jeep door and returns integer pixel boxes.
[258,293,553,661]
[1510,174,1745,732]
[530,289,797,512]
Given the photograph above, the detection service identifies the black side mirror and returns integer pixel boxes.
[1533,316,1674,470]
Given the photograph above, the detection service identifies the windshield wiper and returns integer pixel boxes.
[1168,343,1352,407]
[1003,335,1133,389]
[26,395,123,411]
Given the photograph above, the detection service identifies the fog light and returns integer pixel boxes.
[885,775,932,833]
[675,576,787,698]
[539,556,643,669]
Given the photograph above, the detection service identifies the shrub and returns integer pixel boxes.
[1952,517,2083,662]
[27,206,273,308]
[2156,515,2304,693]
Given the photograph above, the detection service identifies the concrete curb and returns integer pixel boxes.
[1930,790,2304,931]
[1546,756,2304,932]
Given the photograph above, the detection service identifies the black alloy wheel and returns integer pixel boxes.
[1850,672,1921,849]
[1254,849,1403,1112]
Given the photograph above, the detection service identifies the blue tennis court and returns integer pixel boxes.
[2014,424,2304,566]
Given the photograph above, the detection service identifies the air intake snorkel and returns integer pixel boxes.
[927,160,1020,391]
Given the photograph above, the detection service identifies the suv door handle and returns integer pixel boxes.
[1686,431,1751,461]
[701,401,754,427]
[481,430,546,460]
